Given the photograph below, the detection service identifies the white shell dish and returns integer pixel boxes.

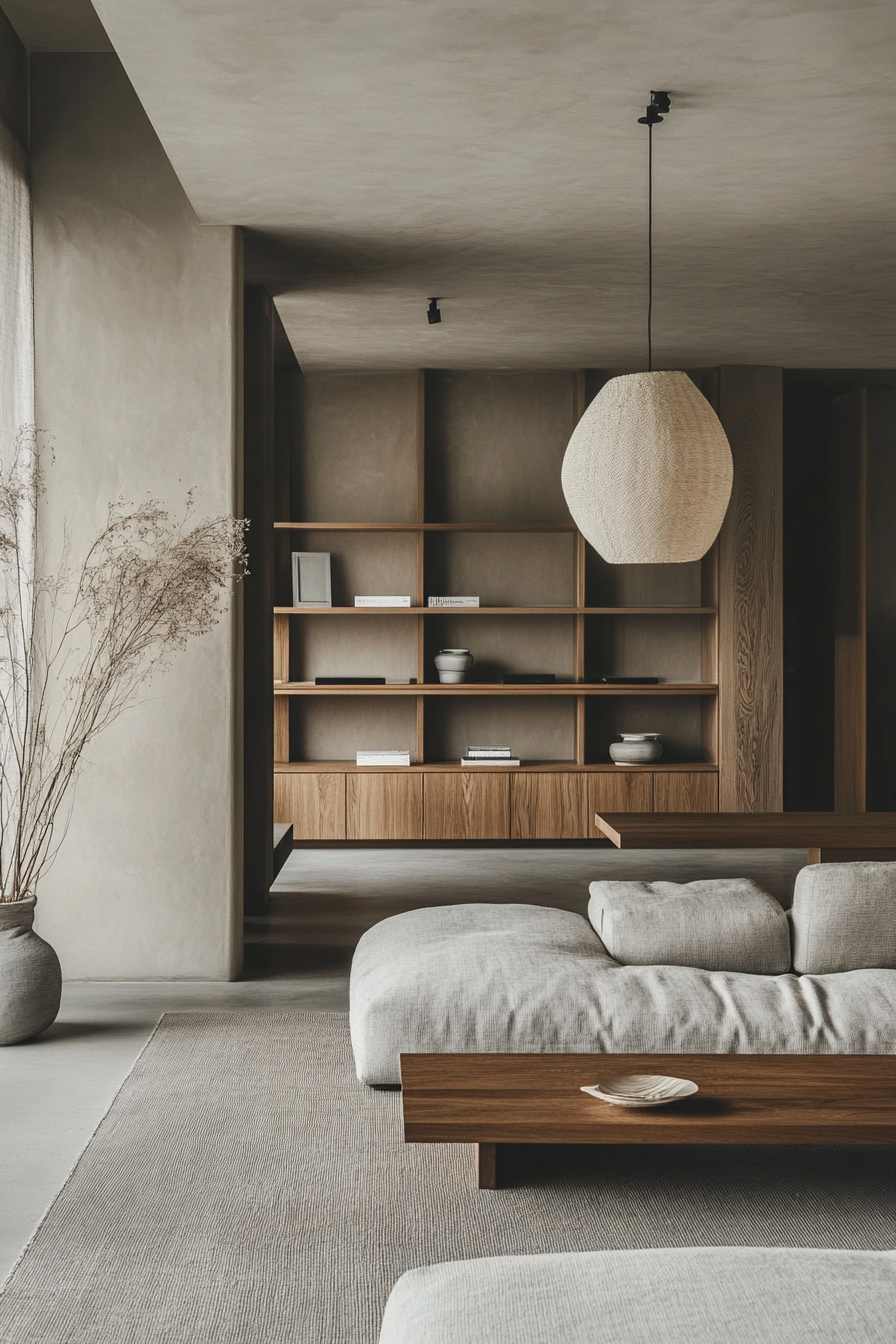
[581,1073,698,1108]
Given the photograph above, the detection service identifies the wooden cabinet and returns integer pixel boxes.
[274,771,345,840]
[654,771,719,813]
[511,773,587,839]
[588,772,654,835]
[346,773,423,840]
[424,773,510,839]
[275,765,720,843]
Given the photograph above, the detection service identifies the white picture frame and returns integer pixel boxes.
[292,552,332,607]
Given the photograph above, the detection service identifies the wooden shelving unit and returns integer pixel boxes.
[273,368,722,841]
[275,683,717,696]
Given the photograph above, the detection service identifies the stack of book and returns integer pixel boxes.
[356,749,411,767]
[460,746,520,767]
[427,596,480,607]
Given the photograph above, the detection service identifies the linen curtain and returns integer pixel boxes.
[0,114,33,462]
[0,114,35,897]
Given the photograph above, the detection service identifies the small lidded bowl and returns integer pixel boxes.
[609,732,663,765]
[434,648,474,684]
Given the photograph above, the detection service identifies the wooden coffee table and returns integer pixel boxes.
[400,1052,896,1188]
[592,811,896,865]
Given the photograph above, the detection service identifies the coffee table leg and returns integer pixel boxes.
[475,1143,497,1189]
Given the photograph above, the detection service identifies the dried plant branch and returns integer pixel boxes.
[0,430,247,902]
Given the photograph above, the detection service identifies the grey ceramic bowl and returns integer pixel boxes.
[609,736,663,765]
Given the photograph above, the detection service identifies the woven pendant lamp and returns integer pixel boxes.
[561,370,732,563]
[562,93,733,564]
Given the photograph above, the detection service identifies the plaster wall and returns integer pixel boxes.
[29,53,242,978]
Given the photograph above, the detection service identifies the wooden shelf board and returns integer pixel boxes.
[274,682,718,697]
[274,760,719,774]
[274,606,717,616]
[274,521,577,533]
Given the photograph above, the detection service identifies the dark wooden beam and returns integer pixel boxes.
[243,287,275,914]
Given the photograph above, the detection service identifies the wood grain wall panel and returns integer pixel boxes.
[588,773,654,834]
[832,389,867,812]
[510,773,587,839]
[717,366,783,812]
[346,773,423,840]
[274,771,345,840]
[424,773,510,839]
[654,772,719,813]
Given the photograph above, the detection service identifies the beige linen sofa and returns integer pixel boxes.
[378,1246,896,1344]
[350,864,896,1084]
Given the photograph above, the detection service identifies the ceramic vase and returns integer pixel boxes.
[0,896,62,1046]
[609,732,663,765]
[434,649,474,684]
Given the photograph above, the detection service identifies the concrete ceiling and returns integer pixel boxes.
[49,2,896,368]
[3,0,111,50]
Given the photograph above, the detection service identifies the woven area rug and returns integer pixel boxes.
[1,1012,893,1344]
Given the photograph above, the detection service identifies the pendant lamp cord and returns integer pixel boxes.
[638,92,670,374]
[647,119,653,374]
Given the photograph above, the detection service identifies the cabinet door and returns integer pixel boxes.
[588,772,654,836]
[653,772,719,813]
[346,773,423,840]
[424,773,510,840]
[511,773,587,839]
[274,771,345,840]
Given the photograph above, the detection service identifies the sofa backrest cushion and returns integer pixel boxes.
[790,862,896,974]
[587,879,791,973]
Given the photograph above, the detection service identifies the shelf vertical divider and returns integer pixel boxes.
[573,370,587,765]
[416,369,426,763]
[701,540,720,765]
[698,368,721,768]
[274,613,291,762]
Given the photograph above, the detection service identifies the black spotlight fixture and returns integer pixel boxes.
[637,89,671,125]
[427,298,441,325]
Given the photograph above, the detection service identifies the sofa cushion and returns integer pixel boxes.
[379,1247,896,1344]
[349,903,896,1084]
[587,879,790,973]
[791,862,896,974]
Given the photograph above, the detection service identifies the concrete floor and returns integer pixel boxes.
[253,843,808,949]
[3,845,808,1286]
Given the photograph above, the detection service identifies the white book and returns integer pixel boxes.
[357,750,411,766]
[461,757,520,767]
[354,596,411,607]
[466,747,513,757]
[357,759,411,767]
[357,752,409,758]
[427,596,480,607]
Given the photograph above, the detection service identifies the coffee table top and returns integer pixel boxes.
[593,811,896,849]
[401,1053,896,1146]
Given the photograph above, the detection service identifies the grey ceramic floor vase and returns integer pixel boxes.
[0,896,62,1045]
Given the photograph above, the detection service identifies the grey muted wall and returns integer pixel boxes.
[29,54,243,978]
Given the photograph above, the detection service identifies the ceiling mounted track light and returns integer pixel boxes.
[427,298,441,325]
[561,92,733,565]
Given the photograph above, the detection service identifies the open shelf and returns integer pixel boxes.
[273,367,723,838]
[275,521,577,532]
[274,682,718,696]
[273,760,720,773]
[275,605,717,615]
